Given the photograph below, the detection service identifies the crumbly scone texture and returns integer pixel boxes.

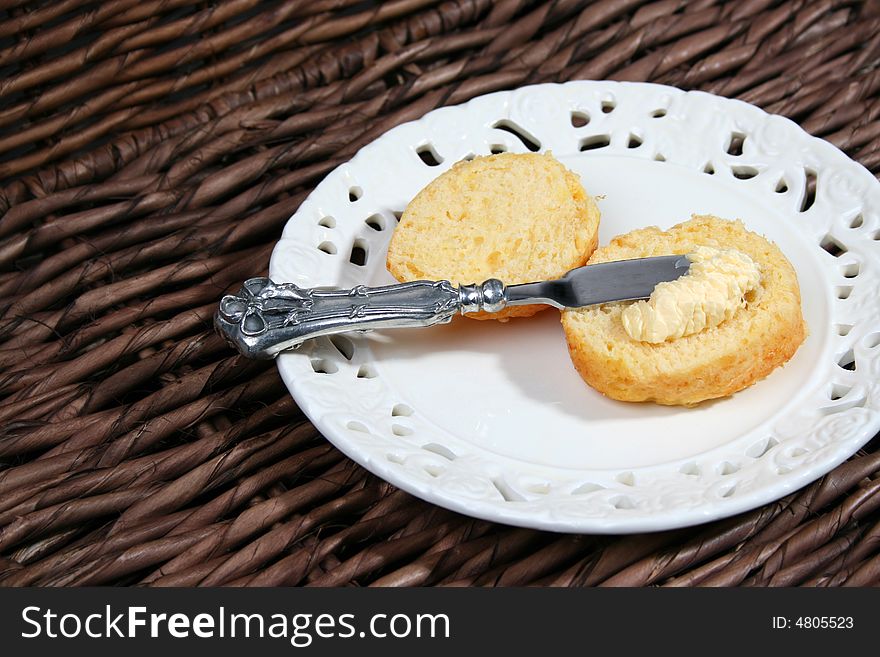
[386,152,601,320]
[561,215,807,406]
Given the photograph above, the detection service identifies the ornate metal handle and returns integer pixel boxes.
[215,277,508,359]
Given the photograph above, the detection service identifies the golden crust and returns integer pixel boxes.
[386,152,601,320]
[561,215,807,406]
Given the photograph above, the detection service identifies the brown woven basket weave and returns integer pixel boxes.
[1,0,879,587]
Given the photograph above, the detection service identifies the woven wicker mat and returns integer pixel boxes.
[1,0,879,588]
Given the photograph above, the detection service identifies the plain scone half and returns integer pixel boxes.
[386,152,601,320]
[561,215,807,406]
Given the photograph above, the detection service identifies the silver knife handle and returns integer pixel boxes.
[215,277,508,359]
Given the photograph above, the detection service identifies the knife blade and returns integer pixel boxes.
[215,255,692,359]
[507,254,691,309]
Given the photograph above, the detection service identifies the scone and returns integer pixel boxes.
[561,215,806,406]
[386,152,601,320]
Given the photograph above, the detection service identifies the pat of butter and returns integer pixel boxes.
[621,246,761,343]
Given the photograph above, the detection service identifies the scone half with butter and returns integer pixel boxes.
[387,152,601,320]
[562,215,807,406]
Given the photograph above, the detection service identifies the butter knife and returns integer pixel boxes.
[215,255,690,359]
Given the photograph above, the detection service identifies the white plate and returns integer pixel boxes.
[269,81,880,533]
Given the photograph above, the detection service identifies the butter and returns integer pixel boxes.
[621,246,761,343]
